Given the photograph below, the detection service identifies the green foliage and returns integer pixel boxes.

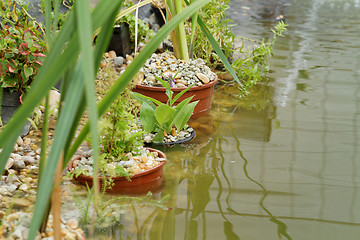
[184,0,288,93]
[98,91,144,162]
[0,0,46,93]
[232,21,288,91]
[95,64,143,164]
[185,0,235,69]
[133,77,198,143]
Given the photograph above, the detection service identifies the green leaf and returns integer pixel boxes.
[23,64,33,78]
[140,102,157,133]
[152,131,164,143]
[170,83,194,106]
[174,100,198,131]
[155,104,175,127]
[132,92,162,107]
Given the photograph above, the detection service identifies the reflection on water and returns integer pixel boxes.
[64,0,360,239]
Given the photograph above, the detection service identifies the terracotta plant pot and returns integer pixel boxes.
[68,147,167,194]
[133,75,218,119]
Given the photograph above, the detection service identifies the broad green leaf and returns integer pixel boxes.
[155,104,175,126]
[140,102,157,133]
[174,100,198,131]
[132,92,162,107]
[152,131,164,143]
[23,64,33,78]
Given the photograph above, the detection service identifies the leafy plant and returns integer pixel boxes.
[133,77,198,143]
[231,21,288,91]
[165,0,244,88]
[0,0,46,94]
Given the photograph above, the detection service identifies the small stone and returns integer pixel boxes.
[108,50,117,58]
[66,218,79,230]
[171,128,177,137]
[176,79,188,86]
[19,184,29,191]
[22,155,35,165]
[176,83,186,88]
[5,158,15,170]
[141,155,148,163]
[133,72,145,85]
[114,56,125,67]
[12,160,26,170]
[196,72,210,84]
[100,61,106,68]
[16,136,24,146]
[126,54,134,62]
[13,198,32,208]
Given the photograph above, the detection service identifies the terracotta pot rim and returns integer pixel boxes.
[135,75,218,92]
[68,147,167,181]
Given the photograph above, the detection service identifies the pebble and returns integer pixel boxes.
[196,72,210,84]
[13,198,32,208]
[108,50,117,58]
[114,56,125,67]
[66,218,79,230]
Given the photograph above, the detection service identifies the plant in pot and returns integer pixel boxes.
[133,76,198,145]
[68,77,167,194]
[132,0,244,118]
[0,0,46,136]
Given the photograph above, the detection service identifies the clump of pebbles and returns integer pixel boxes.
[69,147,166,177]
[138,52,217,87]
[1,211,84,240]
[143,126,195,144]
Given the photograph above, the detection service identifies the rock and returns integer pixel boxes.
[175,79,188,86]
[108,50,117,58]
[5,158,15,170]
[196,72,210,84]
[133,72,145,85]
[19,184,29,191]
[217,71,234,81]
[12,160,26,170]
[100,61,106,68]
[171,128,177,136]
[22,155,35,165]
[126,54,134,62]
[16,136,24,146]
[114,56,125,67]
[13,198,32,208]
[66,218,79,230]
[49,90,61,111]
[6,212,21,222]
[176,83,186,88]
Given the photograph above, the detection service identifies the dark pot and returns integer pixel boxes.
[133,75,218,119]
[1,89,30,137]
[68,147,167,194]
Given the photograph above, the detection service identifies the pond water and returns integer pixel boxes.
[64,0,360,239]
